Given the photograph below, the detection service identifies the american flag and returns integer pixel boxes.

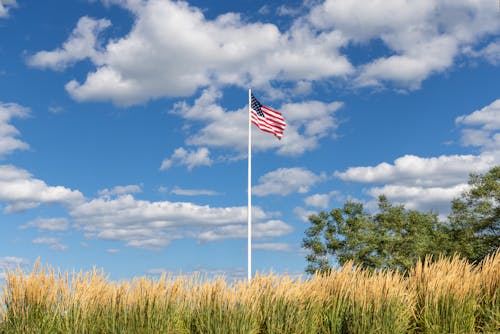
[250,94,286,139]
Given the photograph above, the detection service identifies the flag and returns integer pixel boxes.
[250,94,286,139]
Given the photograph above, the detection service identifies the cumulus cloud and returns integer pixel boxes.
[70,194,260,227]
[171,187,220,196]
[27,0,500,102]
[478,41,500,65]
[0,256,28,271]
[253,242,293,252]
[466,40,500,65]
[0,97,292,250]
[0,165,85,213]
[335,153,498,213]
[335,154,496,187]
[367,184,469,213]
[276,5,301,17]
[28,16,111,70]
[160,147,212,171]
[456,99,500,149]
[303,193,330,209]
[457,99,500,130]
[174,88,283,154]
[98,184,142,197]
[197,220,293,242]
[253,167,325,196]
[309,0,500,88]
[32,237,68,251]
[20,217,69,232]
[173,88,343,157]
[303,191,341,209]
[293,206,317,223]
[0,160,287,250]
[32,0,352,105]
[335,99,500,213]
[0,0,16,18]
[0,102,30,157]
[67,194,290,250]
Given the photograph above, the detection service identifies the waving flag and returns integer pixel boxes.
[250,94,286,139]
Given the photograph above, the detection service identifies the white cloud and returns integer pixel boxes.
[456,99,500,150]
[0,165,85,213]
[98,184,142,197]
[253,167,325,196]
[335,153,498,213]
[0,4,7,18]
[32,237,59,244]
[171,187,220,196]
[335,98,500,213]
[253,242,292,252]
[367,183,469,213]
[309,0,500,88]
[32,0,351,105]
[28,16,111,70]
[335,153,496,187]
[293,206,317,223]
[0,104,56,216]
[303,191,341,209]
[466,40,500,65]
[175,88,283,154]
[0,151,285,250]
[257,5,270,15]
[304,193,330,209]
[160,147,212,171]
[68,194,280,250]
[456,99,500,130]
[0,102,30,157]
[0,0,16,18]
[291,80,313,95]
[70,194,260,227]
[27,0,500,102]
[174,88,343,157]
[0,256,28,271]
[48,105,65,114]
[478,41,500,65]
[20,217,69,231]
[126,238,171,249]
[277,100,343,155]
[32,237,68,251]
[197,220,293,242]
[355,39,457,89]
[106,248,120,254]
[277,5,301,17]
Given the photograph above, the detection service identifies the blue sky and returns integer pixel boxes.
[0,0,499,280]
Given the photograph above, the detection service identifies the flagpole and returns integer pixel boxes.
[248,88,252,282]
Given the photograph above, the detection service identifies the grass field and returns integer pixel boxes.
[1,252,498,333]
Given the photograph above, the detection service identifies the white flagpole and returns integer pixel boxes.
[248,88,252,282]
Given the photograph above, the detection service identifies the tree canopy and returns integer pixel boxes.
[303,166,500,274]
[447,166,500,263]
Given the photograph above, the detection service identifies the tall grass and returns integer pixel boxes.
[1,252,498,333]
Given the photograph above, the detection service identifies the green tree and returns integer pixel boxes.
[447,166,500,263]
[302,196,447,274]
[303,166,500,274]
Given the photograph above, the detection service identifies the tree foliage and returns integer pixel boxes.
[447,166,500,263]
[303,166,500,274]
